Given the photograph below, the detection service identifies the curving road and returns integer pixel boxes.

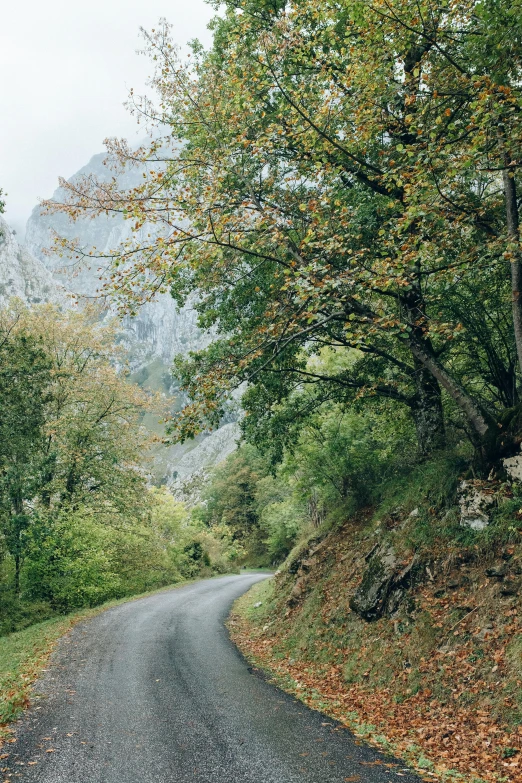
[4,574,420,782]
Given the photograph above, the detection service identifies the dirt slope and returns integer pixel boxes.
[230,511,522,783]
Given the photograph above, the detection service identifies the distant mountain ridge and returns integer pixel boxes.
[25,151,207,370]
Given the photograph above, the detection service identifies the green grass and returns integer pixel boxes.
[0,613,78,729]
[235,578,274,618]
[372,450,465,519]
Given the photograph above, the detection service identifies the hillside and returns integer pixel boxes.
[229,461,522,783]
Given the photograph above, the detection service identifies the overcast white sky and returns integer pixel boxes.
[0,0,214,236]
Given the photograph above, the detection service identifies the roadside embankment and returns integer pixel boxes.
[229,501,522,783]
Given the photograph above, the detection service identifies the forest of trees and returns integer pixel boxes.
[47,0,522,474]
[41,0,521,520]
[4,0,522,632]
[0,304,239,635]
[2,5,521,780]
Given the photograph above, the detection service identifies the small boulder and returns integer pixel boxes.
[503,453,522,483]
[349,545,420,621]
[287,537,323,574]
[287,576,306,607]
[458,480,495,530]
[486,564,508,579]
[500,580,520,597]
[300,557,317,573]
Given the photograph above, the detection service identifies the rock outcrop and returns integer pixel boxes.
[503,452,522,483]
[349,544,421,621]
[25,152,209,368]
[0,217,69,306]
[457,480,495,530]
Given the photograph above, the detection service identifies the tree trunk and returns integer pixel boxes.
[401,284,445,455]
[503,162,522,377]
[409,340,491,436]
[14,553,21,596]
[13,492,24,596]
[410,360,446,455]
[407,340,511,472]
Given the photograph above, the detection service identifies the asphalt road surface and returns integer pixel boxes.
[3,574,421,783]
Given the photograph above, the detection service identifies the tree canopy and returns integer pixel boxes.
[0,304,239,629]
[46,0,522,468]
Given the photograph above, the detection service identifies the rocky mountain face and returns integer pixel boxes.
[25,152,206,368]
[0,216,69,307]
[22,151,238,493]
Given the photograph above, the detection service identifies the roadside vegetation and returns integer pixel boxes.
[2,0,522,779]
[228,459,522,783]
[0,303,239,639]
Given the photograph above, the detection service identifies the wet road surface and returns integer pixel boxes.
[3,574,421,782]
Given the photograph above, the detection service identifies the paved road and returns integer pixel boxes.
[3,574,421,782]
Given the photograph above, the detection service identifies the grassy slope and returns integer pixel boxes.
[229,490,522,783]
[0,613,87,734]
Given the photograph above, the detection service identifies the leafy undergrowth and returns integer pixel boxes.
[0,580,198,746]
[229,517,522,783]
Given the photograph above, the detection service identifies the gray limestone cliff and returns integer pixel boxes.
[25,152,206,367]
[24,153,238,491]
[0,217,69,306]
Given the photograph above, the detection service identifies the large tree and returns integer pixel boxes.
[0,303,154,595]
[0,315,52,592]
[17,304,153,514]
[46,0,522,465]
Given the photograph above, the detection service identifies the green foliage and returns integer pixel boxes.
[282,404,410,518]
[0,306,237,636]
[47,0,522,467]
[23,511,121,611]
[375,451,466,522]
[0,322,53,592]
[256,481,305,562]
[197,445,269,563]
[198,391,415,564]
